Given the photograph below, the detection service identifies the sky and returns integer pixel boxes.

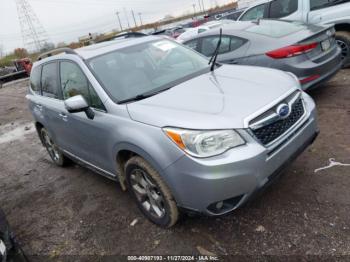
[0,0,235,54]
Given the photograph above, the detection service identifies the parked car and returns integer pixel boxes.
[219,8,247,21]
[238,0,350,66]
[0,58,32,87]
[177,20,234,42]
[152,27,188,39]
[182,19,342,90]
[0,209,27,262]
[27,37,318,227]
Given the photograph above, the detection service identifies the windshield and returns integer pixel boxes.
[88,39,209,103]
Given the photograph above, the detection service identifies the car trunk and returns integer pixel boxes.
[296,26,337,63]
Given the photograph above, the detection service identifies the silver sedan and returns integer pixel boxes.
[181,19,343,90]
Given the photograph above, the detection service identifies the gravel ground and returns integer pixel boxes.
[0,71,349,261]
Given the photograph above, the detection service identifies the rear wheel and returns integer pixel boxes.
[335,31,350,67]
[40,128,69,166]
[125,156,179,228]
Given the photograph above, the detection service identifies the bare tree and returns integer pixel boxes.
[14,48,28,58]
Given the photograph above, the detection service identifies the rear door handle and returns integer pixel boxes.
[59,113,68,121]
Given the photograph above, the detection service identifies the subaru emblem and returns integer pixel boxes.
[276,104,291,119]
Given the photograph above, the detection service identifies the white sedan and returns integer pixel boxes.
[177,20,234,43]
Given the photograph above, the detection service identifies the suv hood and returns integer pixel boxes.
[127,65,298,129]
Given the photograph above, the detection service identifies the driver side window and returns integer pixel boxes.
[60,61,105,111]
[240,4,267,21]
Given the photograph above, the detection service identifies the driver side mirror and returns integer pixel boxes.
[64,95,95,120]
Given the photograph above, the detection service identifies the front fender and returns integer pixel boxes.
[114,142,170,176]
[112,127,185,201]
[111,122,184,174]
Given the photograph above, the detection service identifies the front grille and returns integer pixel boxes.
[252,98,305,145]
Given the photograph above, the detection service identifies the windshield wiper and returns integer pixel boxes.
[118,88,172,104]
[208,28,223,72]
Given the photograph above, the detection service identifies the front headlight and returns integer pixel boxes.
[163,128,245,158]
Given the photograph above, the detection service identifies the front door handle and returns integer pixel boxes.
[59,113,68,121]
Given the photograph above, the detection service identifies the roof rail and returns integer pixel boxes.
[112,32,147,39]
[37,48,79,61]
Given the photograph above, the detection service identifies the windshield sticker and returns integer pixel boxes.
[152,41,176,51]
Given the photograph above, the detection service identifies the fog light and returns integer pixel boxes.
[207,195,244,214]
[215,201,224,210]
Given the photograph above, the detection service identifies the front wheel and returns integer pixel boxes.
[335,31,350,67]
[40,128,69,166]
[125,156,179,228]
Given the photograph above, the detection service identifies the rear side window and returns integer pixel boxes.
[269,0,298,18]
[245,20,304,38]
[201,36,246,57]
[41,62,60,99]
[184,40,200,51]
[30,66,41,94]
[224,10,245,21]
[60,61,105,110]
[240,4,266,21]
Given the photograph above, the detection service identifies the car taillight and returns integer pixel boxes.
[266,43,318,59]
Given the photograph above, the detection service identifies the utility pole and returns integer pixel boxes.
[138,12,143,26]
[197,0,202,12]
[131,10,137,27]
[123,7,130,29]
[115,11,123,31]
[201,0,205,11]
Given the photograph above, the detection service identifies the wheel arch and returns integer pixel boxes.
[114,143,169,191]
[35,121,45,145]
[334,23,350,32]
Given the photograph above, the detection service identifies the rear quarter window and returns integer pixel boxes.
[240,4,267,21]
[245,20,304,38]
[30,66,41,95]
[184,40,200,51]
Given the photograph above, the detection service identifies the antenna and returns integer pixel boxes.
[15,0,51,52]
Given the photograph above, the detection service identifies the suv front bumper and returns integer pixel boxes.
[163,93,318,215]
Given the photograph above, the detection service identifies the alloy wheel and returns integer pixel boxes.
[130,169,166,218]
[336,39,350,61]
[42,130,60,162]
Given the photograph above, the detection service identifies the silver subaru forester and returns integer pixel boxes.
[27,36,318,227]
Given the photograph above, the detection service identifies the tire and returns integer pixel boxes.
[40,127,70,167]
[335,31,350,67]
[125,156,179,228]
